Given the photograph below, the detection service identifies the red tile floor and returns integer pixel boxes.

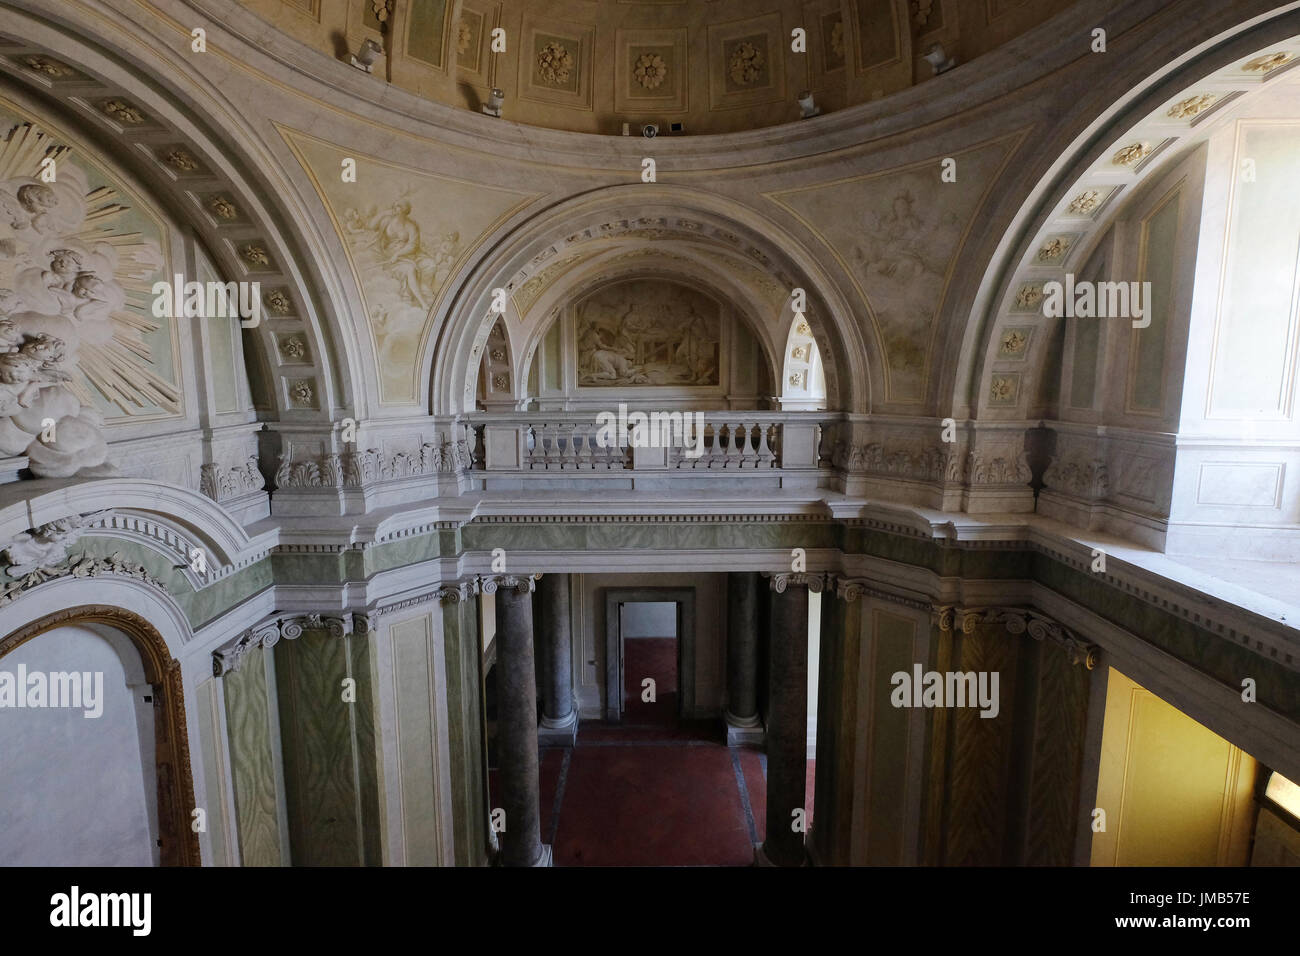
[490,637,816,866]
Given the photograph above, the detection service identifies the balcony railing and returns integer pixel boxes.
[466,411,832,474]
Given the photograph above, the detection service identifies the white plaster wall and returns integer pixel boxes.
[0,624,156,866]
[621,601,677,638]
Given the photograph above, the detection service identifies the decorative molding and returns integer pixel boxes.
[1043,454,1110,500]
[274,437,472,489]
[200,456,266,502]
[966,450,1032,486]
[0,512,102,576]
[829,575,931,611]
[830,439,956,483]
[934,604,1100,669]
[0,549,168,609]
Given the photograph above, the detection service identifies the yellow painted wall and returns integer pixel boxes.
[1091,668,1256,866]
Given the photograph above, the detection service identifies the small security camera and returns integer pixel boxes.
[642,124,658,139]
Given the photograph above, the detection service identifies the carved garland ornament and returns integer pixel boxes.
[274,436,473,488]
[0,550,168,608]
[1043,454,1110,500]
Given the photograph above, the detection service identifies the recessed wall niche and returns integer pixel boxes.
[525,277,771,411]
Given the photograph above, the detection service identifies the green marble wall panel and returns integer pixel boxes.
[443,598,487,866]
[365,534,446,574]
[350,633,383,866]
[194,677,233,866]
[275,629,379,865]
[222,645,282,867]
[864,609,915,865]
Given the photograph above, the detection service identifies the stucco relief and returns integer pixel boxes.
[284,131,537,404]
[767,137,1015,402]
[0,116,178,477]
[576,280,720,387]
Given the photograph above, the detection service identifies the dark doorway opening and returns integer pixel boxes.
[619,601,679,727]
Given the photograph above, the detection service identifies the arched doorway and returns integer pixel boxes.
[0,606,199,866]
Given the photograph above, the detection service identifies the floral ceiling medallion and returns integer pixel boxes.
[634,52,668,90]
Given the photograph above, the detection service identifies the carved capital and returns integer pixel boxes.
[436,579,478,605]
[934,604,1100,669]
[212,612,361,677]
[764,571,827,594]
[480,573,540,595]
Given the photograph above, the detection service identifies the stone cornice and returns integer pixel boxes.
[934,604,1101,670]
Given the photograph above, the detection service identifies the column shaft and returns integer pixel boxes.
[538,573,576,729]
[762,581,809,866]
[496,584,545,866]
[725,572,763,746]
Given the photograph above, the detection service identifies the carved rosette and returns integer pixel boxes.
[934,604,1100,669]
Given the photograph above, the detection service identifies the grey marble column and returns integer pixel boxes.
[758,573,816,867]
[491,575,551,867]
[725,571,764,746]
[537,572,578,746]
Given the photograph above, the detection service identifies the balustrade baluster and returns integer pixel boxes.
[757,423,775,468]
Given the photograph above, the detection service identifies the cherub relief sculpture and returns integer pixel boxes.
[0,121,172,478]
[343,199,460,311]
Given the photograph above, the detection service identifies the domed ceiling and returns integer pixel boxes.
[242,0,1073,134]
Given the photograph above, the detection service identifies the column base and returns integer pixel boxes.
[538,709,579,747]
[533,844,553,868]
[753,841,808,868]
[725,710,765,748]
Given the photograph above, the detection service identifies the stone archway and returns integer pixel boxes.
[0,604,200,866]
[426,185,871,417]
